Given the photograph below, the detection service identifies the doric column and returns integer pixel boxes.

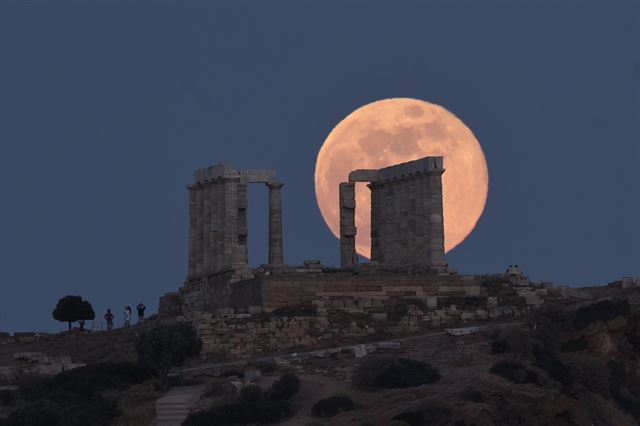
[426,169,446,271]
[187,184,203,278]
[237,183,248,265]
[202,181,213,274]
[267,182,284,266]
[224,177,241,268]
[339,182,357,267]
[369,182,380,263]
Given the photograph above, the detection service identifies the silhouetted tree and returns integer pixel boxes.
[135,322,202,388]
[52,295,95,331]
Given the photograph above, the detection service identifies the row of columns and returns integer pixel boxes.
[339,157,447,272]
[187,178,284,279]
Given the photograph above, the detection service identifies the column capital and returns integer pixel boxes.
[266,181,284,189]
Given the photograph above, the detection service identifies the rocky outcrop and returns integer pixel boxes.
[0,352,85,385]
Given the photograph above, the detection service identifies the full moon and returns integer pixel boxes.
[314,98,489,258]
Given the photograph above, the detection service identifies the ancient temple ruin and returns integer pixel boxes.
[156,157,553,359]
[159,156,482,317]
[340,156,446,272]
[186,164,284,280]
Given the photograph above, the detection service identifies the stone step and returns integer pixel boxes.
[158,415,189,420]
[157,409,189,415]
[157,408,189,414]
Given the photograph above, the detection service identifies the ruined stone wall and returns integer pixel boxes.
[159,271,262,317]
[260,272,482,312]
[188,293,525,359]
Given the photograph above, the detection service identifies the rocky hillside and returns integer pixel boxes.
[183,288,640,425]
[1,286,640,425]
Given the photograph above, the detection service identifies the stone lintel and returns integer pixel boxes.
[377,156,444,182]
[195,163,239,183]
[348,169,379,182]
[240,169,277,184]
[348,157,444,184]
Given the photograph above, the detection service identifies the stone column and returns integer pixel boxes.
[224,177,240,268]
[187,184,203,278]
[426,169,446,271]
[339,182,357,267]
[202,181,213,274]
[369,182,379,263]
[237,183,248,265]
[267,182,284,266]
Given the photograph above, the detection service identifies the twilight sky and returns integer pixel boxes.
[0,1,638,332]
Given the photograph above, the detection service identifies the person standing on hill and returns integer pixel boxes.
[104,309,114,331]
[136,303,146,323]
[123,306,132,327]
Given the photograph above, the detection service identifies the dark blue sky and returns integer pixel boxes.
[1,2,638,332]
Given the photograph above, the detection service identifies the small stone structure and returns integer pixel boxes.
[506,265,528,286]
[341,156,446,271]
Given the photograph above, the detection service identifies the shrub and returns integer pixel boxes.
[392,401,452,426]
[120,380,161,400]
[135,322,202,388]
[491,338,509,354]
[183,376,298,426]
[253,360,278,374]
[239,385,263,402]
[490,361,537,384]
[201,382,227,399]
[0,389,17,406]
[483,325,502,340]
[3,399,64,426]
[220,369,244,378]
[60,397,118,426]
[607,360,640,420]
[461,386,483,403]
[311,396,354,417]
[561,336,588,353]
[608,360,626,390]
[388,303,409,321]
[20,362,148,401]
[526,302,571,355]
[533,348,574,390]
[574,299,630,331]
[266,374,300,400]
[612,388,640,420]
[15,363,144,426]
[569,354,610,398]
[353,358,441,389]
[491,327,542,359]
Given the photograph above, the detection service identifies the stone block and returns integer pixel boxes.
[354,344,367,358]
[348,169,380,182]
[460,312,475,321]
[14,352,47,363]
[244,369,262,382]
[425,297,438,310]
[377,341,401,351]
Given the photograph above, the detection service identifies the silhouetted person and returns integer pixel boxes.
[104,309,114,331]
[136,303,146,323]
[123,306,132,327]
